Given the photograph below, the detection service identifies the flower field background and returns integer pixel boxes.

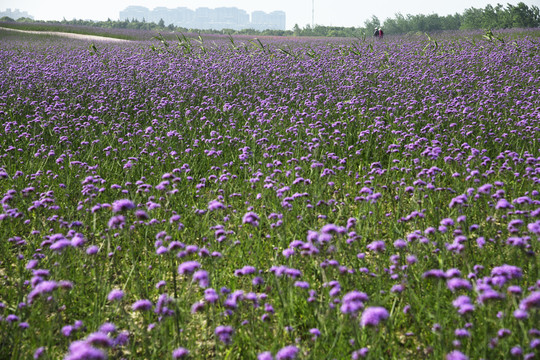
[0,28,539,359]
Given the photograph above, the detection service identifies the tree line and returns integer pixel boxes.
[1,2,538,38]
[365,2,539,35]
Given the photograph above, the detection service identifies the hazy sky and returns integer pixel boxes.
[2,0,539,29]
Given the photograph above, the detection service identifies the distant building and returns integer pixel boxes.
[171,7,195,26]
[0,8,34,20]
[119,6,148,22]
[251,11,286,31]
[214,7,249,30]
[119,6,285,31]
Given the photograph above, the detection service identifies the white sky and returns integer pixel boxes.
[2,0,539,30]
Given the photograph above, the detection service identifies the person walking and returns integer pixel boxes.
[379,28,384,39]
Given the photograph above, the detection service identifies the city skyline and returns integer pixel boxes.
[0,8,34,20]
[1,1,539,30]
[119,6,286,31]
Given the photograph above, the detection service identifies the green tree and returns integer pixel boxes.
[293,23,301,36]
[507,2,539,28]
[461,7,484,29]
[441,13,462,30]
[364,15,380,32]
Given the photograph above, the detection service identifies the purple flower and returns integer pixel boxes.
[252,276,264,286]
[393,239,407,248]
[172,347,189,359]
[511,346,523,356]
[497,328,511,338]
[6,314,19,323]
[156,246,168,255]
[352,348,369,359]
[449,194,467,208]
[169,215,181,224]
[276,345,299,360]
[33,347,45,359]
[135,210,149,220]
[341,291,368,315]
[422,269,446,279]
[114,331,130,346]
[132,299,153,311]
[107,289,124,301]
[193,270,209,288]
[320,224,345,234]
[527,221,540,235]
[178,261,201,275]
[477,288,504,303]
[491,264,522,280]
[258,352,273,360]
[204,288,219,303]
[65,341,107,360]
[86,332,114,347]
[360,307,389,327]
[191,301,205,313]
[215,325,234,344]
[447,278,472,292]
[519,291,540,311]
[107,215,125,229]
[452,296,472,307]
[208,200,225,211]
[284,268,302,279]
[155,293,174,316]
[440,218,455,226]
[445,268,462,278]
[28,280,58,304]
[495,199,513,210]
[242,212,260,227]
[446,350,469,360]
[71,235,86,247]
[235,266,256,276]
[366,241,385,252]
[514,309,528,319]
[62,325,74,337]
[26,259,38,270]
[50,239,72,252]
[86,245,99,255]
[478,184,492,194]
[112,199,135,213]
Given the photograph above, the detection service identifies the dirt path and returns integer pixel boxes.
[0,26,130,42]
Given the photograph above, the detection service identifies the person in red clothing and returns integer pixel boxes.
[379,28,384,39]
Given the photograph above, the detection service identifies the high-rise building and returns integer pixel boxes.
[251,10,286,31]
[269,11,286,30]
[150,7,174,25]
[118,6,285,31]
[193,7,214,29]
[119,6,149,22]
[0,8,34,20]
[170,8,194,27]
[215,7,249,29]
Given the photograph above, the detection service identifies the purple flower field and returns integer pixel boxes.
[0,29,539,359]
